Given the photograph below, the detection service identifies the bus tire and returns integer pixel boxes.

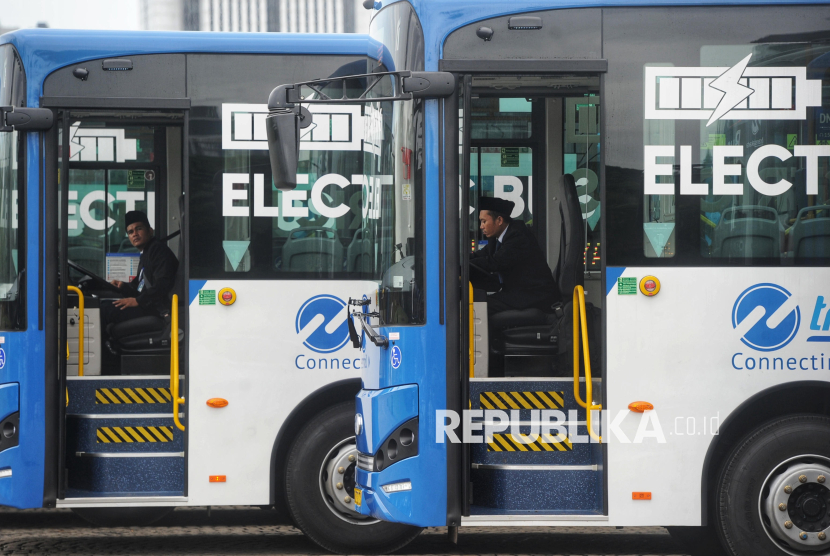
[284,401,422,554]
[71,506,172,527]
[717,414,830,556]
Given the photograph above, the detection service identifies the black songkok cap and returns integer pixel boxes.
[125,211,151,229]
[478,196,515,217]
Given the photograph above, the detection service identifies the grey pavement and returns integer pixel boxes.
[0,507,691,555]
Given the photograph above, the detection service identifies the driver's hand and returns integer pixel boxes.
[113,297,139,310]
[110,280,124,288]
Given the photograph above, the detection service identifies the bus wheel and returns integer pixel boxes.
[285,402,422,554]
[71,507,172,527]
[718,414,830,556]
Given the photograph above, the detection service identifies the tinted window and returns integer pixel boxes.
[604,6,830,266]
[187,54,370,280]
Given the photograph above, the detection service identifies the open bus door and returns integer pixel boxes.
[45,96,188,521]
[452,68,608,520]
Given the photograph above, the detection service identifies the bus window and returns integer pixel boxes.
[0,44,25,330]
[187,54,376,281]
[363,4,426,325]
[699,43,830,262]
[67,124,161,282]
[605,7,830,268]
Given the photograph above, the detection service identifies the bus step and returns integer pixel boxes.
[67,378,174,414]
[471,423,600,466]
[470,465,603,513]
[66,452,184,495]
[66,416,182,453]
[470,379,603,418]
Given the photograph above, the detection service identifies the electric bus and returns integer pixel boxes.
[264,1,830,555]
[0,28,422,554]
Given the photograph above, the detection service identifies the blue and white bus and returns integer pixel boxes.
[0,28,422,553]
[263,1,830,554]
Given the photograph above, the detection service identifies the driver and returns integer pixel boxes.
[471,196,559,317]
[102,211,178,326]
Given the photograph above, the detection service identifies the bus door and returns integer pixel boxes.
[53,109,187,504]
[460,72,607,518]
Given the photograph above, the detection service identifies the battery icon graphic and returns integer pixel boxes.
[645,54,822,124]
[222,103,363,151]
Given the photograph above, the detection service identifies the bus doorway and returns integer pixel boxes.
[460,74,606,517]
[55,110,187,505]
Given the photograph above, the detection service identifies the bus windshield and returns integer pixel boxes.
[363,1,426,325]
[0,44,24,330]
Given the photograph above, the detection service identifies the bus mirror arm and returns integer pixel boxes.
[0,106,54,132]
[349,309,389,349]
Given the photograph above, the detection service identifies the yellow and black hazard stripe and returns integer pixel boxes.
[479,391,565,411]
[96,426,174,443]
[96,387,172,405]
[487,432,573,452]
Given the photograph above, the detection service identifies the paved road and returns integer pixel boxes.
[0,507,691,555]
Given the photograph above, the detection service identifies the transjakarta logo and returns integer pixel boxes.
[294,295,362,371]
[296,295,350,353]
[731,284,830,372]
[644,54,829,198]
[732,284,800,352]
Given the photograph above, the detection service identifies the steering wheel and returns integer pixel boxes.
[67,260,124,295]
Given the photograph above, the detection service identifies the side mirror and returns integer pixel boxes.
[266,84,314,192]
[266,108,300,192]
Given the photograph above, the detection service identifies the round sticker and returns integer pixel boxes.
[0,347,5,370]
[144,170,155,181]
[390,345,402,369]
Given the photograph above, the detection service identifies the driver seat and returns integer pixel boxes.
[490,174,587,369]
[109,314,179,354]
[108,220,185,365]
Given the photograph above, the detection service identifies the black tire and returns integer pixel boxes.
[285,402,422,554]
[716,414,830,556]
[72,506,172,527]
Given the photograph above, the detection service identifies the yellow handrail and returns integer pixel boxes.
[67,286,84,377]
[573,285,602,442]
[170,294,185,431]
[469,282,475,379]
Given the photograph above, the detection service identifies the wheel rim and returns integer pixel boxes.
[760,454,830,555]
[319,435,380,525]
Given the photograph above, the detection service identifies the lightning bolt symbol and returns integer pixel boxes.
[707,53,755,127]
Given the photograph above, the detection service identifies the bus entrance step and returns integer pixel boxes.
[470,379,603,417]
[470,465,603,513]
[66,453,184,495]
[470,422,600,465]
[66,415,182,453]
[67,377,174,414]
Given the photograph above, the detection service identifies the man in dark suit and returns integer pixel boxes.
[103,210,179,326]
[471,197,559,317]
